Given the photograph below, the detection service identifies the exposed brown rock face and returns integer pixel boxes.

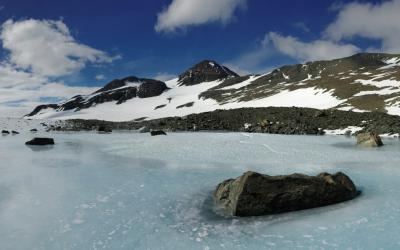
[214,171,359,217]
[178,60,238,86]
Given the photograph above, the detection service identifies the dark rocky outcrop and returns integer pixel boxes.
[214,171,359,217]
[356,132,383,147]
[1,130,9,134]
[154,104,166,110]
[30,129,38,132]
[137,81,169,98]
[27,104,59,117]
[150,130,167,136]
[11,131,19,135]
[176,102,194,109]
[94,76,139,93]
[178,60,239,86]
[63,77,168,110]
[25,138,55,145]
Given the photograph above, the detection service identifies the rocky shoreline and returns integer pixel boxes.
[49,107,400,136]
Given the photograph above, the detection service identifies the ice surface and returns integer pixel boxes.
[1,132,400,249]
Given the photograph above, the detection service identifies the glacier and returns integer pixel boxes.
[1,132,400,249]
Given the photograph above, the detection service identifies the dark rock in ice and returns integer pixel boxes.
[98,126,112,133]
[1,130,9,134]
[30,128,38,132]
[214,171,359,217]
[11,131,19,135]
[25,137,55,146]
[150,130,167,136]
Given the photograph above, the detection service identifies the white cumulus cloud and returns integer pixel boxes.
[1,19,119,77]
[247,1,400,65]
[0,19,116,117]
[265,32,360,62]
[153,72,177,81]
[95,74,106,81]
[325,0,400,53]
[155,0,246,32]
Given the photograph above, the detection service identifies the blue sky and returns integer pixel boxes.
[0,0,399,116]
[0,0,382,84]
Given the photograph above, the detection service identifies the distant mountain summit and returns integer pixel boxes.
[178,60,238,86]
[26,53,400,121]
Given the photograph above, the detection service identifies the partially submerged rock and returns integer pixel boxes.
[150,130,167,136]
[1,130,9,134]
[25,137,55,146]
[214,171,359,217]
[98,126,112,133]
[356,132,383,147]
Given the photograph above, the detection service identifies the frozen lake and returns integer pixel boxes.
[1,132,400,249]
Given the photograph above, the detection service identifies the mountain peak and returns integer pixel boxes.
[94,76,140,93]
[178,60,239,86]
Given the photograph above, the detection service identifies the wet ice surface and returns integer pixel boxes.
[1,132,400,249]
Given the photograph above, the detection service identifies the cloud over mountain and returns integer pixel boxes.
[325,0,400,53]
[0,19,116,117]
[265,32,360,62]
[1,19,119,77]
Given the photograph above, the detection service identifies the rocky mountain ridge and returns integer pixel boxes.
[26,53,400,121]
[27,76,168,116]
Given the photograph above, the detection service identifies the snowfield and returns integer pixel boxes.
[1,132,400,249]
[30,78,346,122]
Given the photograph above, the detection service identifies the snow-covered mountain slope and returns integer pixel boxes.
[26,54,400,121]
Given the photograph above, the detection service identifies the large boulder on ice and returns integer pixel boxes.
[356,132,383,147]
[214,171,359,217]
[150,130,167,136]
[98,126,112,133]
[25,137,55,146]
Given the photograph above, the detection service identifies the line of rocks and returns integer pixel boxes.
[55,107,400,136]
